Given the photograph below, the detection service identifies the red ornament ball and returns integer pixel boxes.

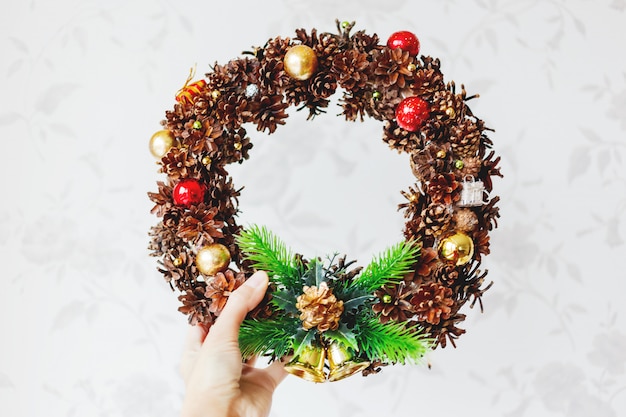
[395,96,430,132]
[173,179,205,207]
[387,31,420,56]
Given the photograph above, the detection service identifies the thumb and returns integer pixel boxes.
[205,271,268,346]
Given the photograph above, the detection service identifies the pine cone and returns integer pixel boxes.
[331,49,370,91]
[412,67,445,100]
[433,263,461,286]
[450,119,482,158]
[455,156,482,179]
[453,209,479,233]
[148,181,174,217]
[409,143,450,182]
[420,313,466,348]
[253,94,289,133]
[309,71,337,99]
[259,58,288,94]
[398,184,427,219]
[431,88,465,122]
[296,282,344,332]
[216,93,249,130]
[178,285,212,326]
[477,196,501,231]
[427,173,461,205]
[176,204,224,245]
[205,269,246,315]
[370,48,415,89]
[410,247,439,280]
[382,120,422,153]
[420,203,452,237]
[372,282,415,323]
[158,250,196,287]
[161,148,197,181]
[350,30,382,53]
[339,91,367,121]
[262,36,292,60]
[472,229,490,261]
[410,282,454,325]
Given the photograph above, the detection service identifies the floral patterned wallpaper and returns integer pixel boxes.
[1,0,625,416]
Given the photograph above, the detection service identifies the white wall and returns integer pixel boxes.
[1,1,625,416]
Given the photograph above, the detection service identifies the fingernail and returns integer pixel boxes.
[244,271,267,288]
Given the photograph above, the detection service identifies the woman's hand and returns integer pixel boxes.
[180,271,287,417]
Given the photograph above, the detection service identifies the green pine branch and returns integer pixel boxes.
[355,316,431,364]
[236,225,301,289]
[239,315,301,359]
[348,241,420,293]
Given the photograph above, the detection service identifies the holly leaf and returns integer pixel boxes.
[292,329,316,357]
[325,323,359,352]
[271,289,298,314]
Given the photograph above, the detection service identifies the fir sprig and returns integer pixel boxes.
[236,225,301,289]
[239,316,301,359]
[348,241,420,293]
[355,316,431,364]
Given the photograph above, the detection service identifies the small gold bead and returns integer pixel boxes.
[201,156,212,165]
[211,90,221,100]
[436,150,447,159]
[409,194,418,202]
[407,63,417,72]
[173,257,183,267]
[455,160,464,169]
[234,142,242,150]
[445,107,456,118]
[382,294,392,304]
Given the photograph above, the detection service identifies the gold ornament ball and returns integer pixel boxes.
[283,45,318,81]
[149,130,177,158]
[438,232,475,266]
[195,243,231,276]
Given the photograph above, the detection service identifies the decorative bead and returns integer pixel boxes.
[245,83,259,98]
[395,96,430,132]
[445,107,456,118]
[173,257,183,267]
[407,63,417,72]
[438,232,474,266]
[211,90,221,100]
[196,243,231,276]
[284,45,318,81]
[201,156,212,166]
[372,91,382,100]
[172,179,205,207]
[436,150,447,159]
[341,21,350,29]
[454,160,465,169]
[382,294,392,304]
[387,31,421,56]
[192,120,202,130]
[234,142,242,150]
[149,130,177,159]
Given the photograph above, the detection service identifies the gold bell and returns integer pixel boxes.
[284,345,327,383]
[327,342,370,382]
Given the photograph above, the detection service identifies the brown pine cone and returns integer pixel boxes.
[427,173,461,205]
[450,119,483,158]
[205,269,246,315]
[420,203,452,238]
[296,282,344,332]
[412,68,445,100]
[472,229,490,261]
[160,148,197,181]
[433,263,461,286]
[215,93,249,130]
[398,184,427,219]
[178,285,212,326]
[310,71,337,99]
[431,88,466,121]
[331,49,370,91]
[148,181,174,217]
[339,90,367,121]
[252,95,289,133]
[158,250,196,287]
[410,143,450,182]
[259,58,288,94]
[477,196,501,231]
[410,282,455,325]
[455,156,482,179]
[372,282,415,324]
[262,36,292,60]
[420,313,466,348]
[453,208,479,233]
[370,48,415,89]
[382,120,422,153]
[176,204,224,245]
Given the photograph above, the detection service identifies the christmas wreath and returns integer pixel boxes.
[148,20,502,382]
